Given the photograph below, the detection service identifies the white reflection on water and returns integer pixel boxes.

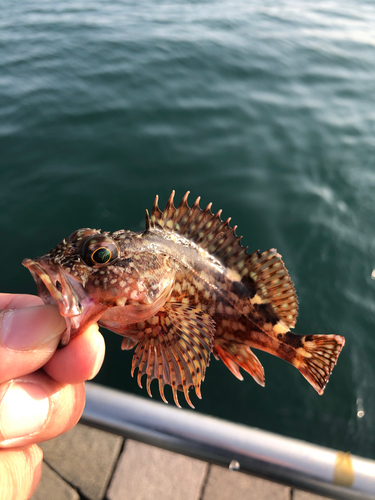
[356,398,365,419]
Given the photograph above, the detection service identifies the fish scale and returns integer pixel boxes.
[23,191,345,408]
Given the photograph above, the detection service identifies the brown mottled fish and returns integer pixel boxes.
[23,191,345,407]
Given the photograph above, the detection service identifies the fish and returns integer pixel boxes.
[23,191,345,408]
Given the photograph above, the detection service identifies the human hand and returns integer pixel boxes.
[0,293,105,500]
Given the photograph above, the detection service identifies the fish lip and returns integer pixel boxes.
[22,257,91,346]
[22,258,84,316]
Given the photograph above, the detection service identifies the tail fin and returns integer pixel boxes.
[213,342,265,387]
[294,334,345,395]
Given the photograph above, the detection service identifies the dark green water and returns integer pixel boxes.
[1,0,375,458]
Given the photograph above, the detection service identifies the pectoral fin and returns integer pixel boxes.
[130,303,215,408]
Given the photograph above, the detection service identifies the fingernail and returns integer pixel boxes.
[87,325,106,380]
[0,305,66,351]
[0,382,49,440]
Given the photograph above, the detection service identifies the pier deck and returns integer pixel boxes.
[30,383,375,500]
[32,422,332,500]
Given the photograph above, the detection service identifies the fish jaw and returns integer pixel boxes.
[22,257,107,346]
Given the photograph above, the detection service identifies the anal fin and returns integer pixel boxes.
[130,302,215,408]
[213,341,265,387]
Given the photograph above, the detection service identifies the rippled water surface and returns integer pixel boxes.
[1,0,375,458]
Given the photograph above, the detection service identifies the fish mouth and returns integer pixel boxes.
[22,258,94,346]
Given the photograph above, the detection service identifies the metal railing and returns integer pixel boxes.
[82,382,375,500]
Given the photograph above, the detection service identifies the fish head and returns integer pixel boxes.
[22,228,166,346]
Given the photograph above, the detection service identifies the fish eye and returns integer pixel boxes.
[80,235,119,267]
[92,247,112,264]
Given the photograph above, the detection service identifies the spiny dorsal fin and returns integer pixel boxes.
[145,209,151,230]
[148,191,298,329]
[130,302,215,408]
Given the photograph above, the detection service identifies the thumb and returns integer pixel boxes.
[0,444,43,500]
[0,305,66,384]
